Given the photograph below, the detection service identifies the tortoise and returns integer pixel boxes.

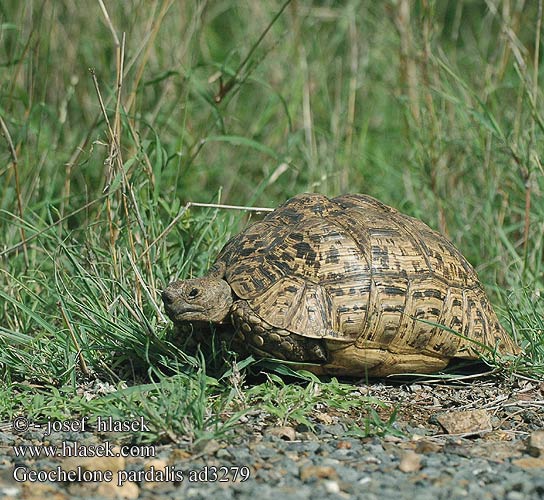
[162,193,519,376]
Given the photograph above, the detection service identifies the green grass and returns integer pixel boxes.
[245,373,403,437]
[1,0,543,446]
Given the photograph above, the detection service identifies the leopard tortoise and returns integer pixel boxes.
[162,193,519,376]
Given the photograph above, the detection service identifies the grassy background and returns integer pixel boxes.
[1,0,543,444]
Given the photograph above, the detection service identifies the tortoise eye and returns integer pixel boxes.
[188,288,200,299]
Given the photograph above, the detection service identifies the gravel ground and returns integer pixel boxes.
[1,377,543,500]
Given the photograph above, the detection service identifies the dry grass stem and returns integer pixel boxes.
[0,115,28,266]
[394,0,420,124]
[58,300,90,376]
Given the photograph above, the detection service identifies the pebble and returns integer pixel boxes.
[96,481,140,499]
[216,448,233,459]
[399,451,422,472]
[1,486,20,497]
[299,465,338,482]
[506,492,526,500]
[0,432,15,445]
[286,440,320,454]
[265,426,296,441]
[527,430,544,457]
[316,424,345,437]
[324,480,341,494]
[251,443,277,459]
[512,457,544,468]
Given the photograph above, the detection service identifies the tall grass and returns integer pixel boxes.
[0,0,542,440]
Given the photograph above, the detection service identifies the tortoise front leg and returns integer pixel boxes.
[231,300,327,363]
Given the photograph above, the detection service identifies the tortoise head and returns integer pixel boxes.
[162,277,233,324]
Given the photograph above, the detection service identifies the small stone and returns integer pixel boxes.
[141,458,169,490]
[415,439,443,454]
[324,480,341,494]
[216,448,233,459]
[527,430,544,457]
[466,440,523,462]
[251,443,277,459]
[297,431,318,441]
[299,465,338,482]
[22,483,67,500]
[0,432,15,445]
[317,423,344,437]
[145,458,169,470]
[266,426,296,441]
[1,486,20,497]
[95,480,140,499]
[399,451,422,472]
[481,430,514,441]
[336,440,352,449]
[410,433,426,441]
[170,449,192,460]
[67,483,97,498]
[384,435,403,443]
[435,409,492,436]
[193,439,220,456]
[512,457,544,469]
[506,492,526,500]
[120,482,140,499]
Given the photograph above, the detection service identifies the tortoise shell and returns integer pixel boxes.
[163,193,518,376]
